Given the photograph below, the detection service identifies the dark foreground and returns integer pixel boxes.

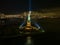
[0,32,56,45]
[0,18,59,45]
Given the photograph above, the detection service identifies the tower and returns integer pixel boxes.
[26,11,31,27]
[19,0,45,34]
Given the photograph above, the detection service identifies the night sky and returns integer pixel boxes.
[0,0,60,14]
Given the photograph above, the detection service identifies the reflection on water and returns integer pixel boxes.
[25,36,33,45]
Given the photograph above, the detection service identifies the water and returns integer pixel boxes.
[25,36,33,45]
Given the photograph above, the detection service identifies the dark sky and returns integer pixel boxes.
[0,0,60,14]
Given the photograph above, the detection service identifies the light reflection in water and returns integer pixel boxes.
[25,36,34,45]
